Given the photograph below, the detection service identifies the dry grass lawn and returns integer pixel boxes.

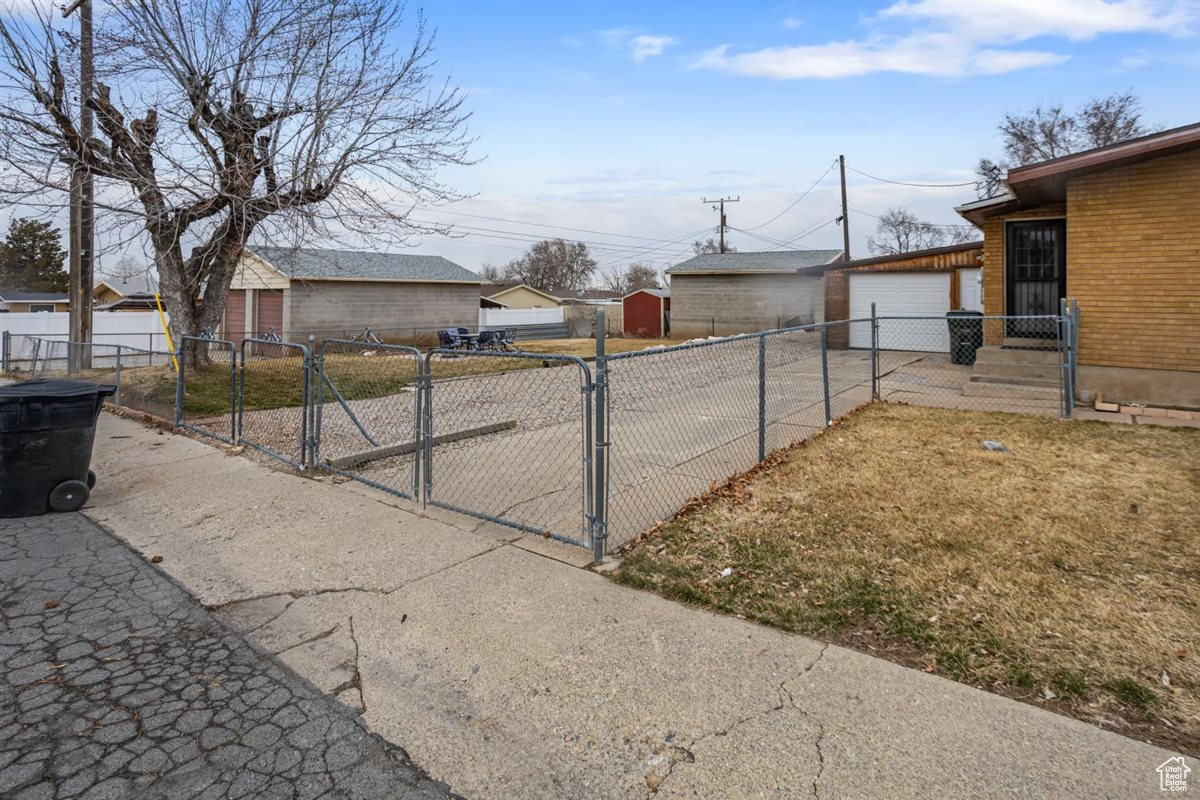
[615,403,1200,753]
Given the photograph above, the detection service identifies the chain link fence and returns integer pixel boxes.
[176,337,239,444]
[237,338,313,469]
[314,339,424,500]
[19,306,1078,561]
[423,350,594,545]
[873,315,1066,416]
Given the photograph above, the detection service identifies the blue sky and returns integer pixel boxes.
[396,0,1199,276]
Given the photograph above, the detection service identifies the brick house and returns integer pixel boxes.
[956,121,1200,407]
[666,250,842,338]
[224,247,481,342]
[823,241,983,348]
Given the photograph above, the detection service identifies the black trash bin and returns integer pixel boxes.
[0,379,116,518]
[946,310,984,366]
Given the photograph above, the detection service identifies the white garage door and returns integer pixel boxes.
[849,272,950,352]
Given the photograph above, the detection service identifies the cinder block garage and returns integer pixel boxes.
[223,247,481,341]
[666,250,842,338]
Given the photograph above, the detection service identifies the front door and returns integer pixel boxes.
[1005,219,1065,338]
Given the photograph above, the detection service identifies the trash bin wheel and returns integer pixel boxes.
[49,480,90,513]
[87,470,97,490]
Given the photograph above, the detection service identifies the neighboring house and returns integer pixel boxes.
[93,277,160,311]
[0,290,70,313]
[824,241,984,349]
[623,288,670,337]
[225,247,481,340]
[480,282,563,309]
[666,249,843,338]
[956,121,1200,407]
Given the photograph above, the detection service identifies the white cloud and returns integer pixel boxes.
[691,0,1194,79]
[629,34,679,63]
[780,17,804,30]
[592,28,679,62]
[881,0,1196,43]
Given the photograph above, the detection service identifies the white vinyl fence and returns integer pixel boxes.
[0,311,170,351]
[478,306,564,328]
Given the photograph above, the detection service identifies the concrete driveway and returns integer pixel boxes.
[82,412,1180,800]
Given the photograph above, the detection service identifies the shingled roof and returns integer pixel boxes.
[252,247,480,283]
[667,249,843,275]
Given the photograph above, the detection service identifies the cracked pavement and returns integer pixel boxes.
[79,412,1180,799]
[0,512,460,800]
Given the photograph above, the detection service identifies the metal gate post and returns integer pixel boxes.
[174,343,186,427]
[422,353,434,506]
[308,336,321,467]
[300,337,314,470]
[114,346,122,408]
[757,333,766,461]
[870,302,879,400]
[228,345,238,443]
[236,343,246,443]
[592,311,609,564]
[821,326,832,427]
[2,331,9,372]
[412,356,424,500]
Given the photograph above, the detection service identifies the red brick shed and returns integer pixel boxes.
[622,288,671,337]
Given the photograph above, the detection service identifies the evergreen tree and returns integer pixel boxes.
[0,218,68,292]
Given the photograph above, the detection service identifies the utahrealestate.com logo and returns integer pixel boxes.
[1158,757,1190,792]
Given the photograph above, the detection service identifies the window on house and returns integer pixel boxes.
[29,304,56,312]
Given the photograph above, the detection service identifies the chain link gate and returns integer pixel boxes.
[238,338,313,469]
[422,349,595,547]
[313,339,423,500]
[175,336,238,443]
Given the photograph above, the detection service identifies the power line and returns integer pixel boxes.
[850,206,979,230]
[740,160,838,231]
[844,164,976,188]
[414,205,713,246]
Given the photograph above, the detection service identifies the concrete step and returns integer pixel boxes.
[969,363,1061,382]
[1003,337,1060,349]
[962,380,1061,400]
[970,374,1060,388]
[973,346,1061,367]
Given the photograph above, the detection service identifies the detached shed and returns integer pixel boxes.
[623,288,670,337]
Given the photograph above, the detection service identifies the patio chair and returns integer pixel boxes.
[437,329,464,350]
[457,327,471,336]
[477,329,501,350]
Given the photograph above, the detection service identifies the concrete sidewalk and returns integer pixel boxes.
[84,413,1179,799]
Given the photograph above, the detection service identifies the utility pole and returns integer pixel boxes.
[63,0,94,369]
[838,155,850,262]
[701,196,739,253]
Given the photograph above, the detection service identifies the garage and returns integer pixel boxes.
[849,272,950,351]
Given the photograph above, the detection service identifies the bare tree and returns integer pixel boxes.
[599,262,657,295]
[0,1,473,351]
[101,254,152,284]
[866,208,978,256]
[691,237,736,255]
[478,262,501,282]
[625,262,659,291]
[975,91,1153,197]
[503,239,595,292]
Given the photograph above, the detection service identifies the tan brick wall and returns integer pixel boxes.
[1066,149,1200,372]
[981,148,1200,372]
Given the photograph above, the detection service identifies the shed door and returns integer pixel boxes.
[849,272,950,351]
[224,290,246,340]
[255,289,284,336]
[958,269,983,312]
